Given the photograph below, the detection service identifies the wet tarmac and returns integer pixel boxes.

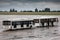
[0,15,60,40]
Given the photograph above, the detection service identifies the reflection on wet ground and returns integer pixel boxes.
[0,26,60,40]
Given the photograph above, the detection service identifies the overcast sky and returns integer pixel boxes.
[0,0,60,11]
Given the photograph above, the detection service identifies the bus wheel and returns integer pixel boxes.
[30,25,32,29]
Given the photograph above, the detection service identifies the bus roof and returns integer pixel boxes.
[3,16,58,21]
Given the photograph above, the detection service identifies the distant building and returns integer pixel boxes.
[35,8,38,12]
[10,9,17,12]
[45,8,50,12]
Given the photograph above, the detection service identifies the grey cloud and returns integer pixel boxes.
[0,0,60,3]
[12,0,60,3]
[0,0,60,11]
[0,0,12,2]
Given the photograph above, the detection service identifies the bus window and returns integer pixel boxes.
[3,21,11,25]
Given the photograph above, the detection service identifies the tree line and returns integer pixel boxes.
[0,8,60,12]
